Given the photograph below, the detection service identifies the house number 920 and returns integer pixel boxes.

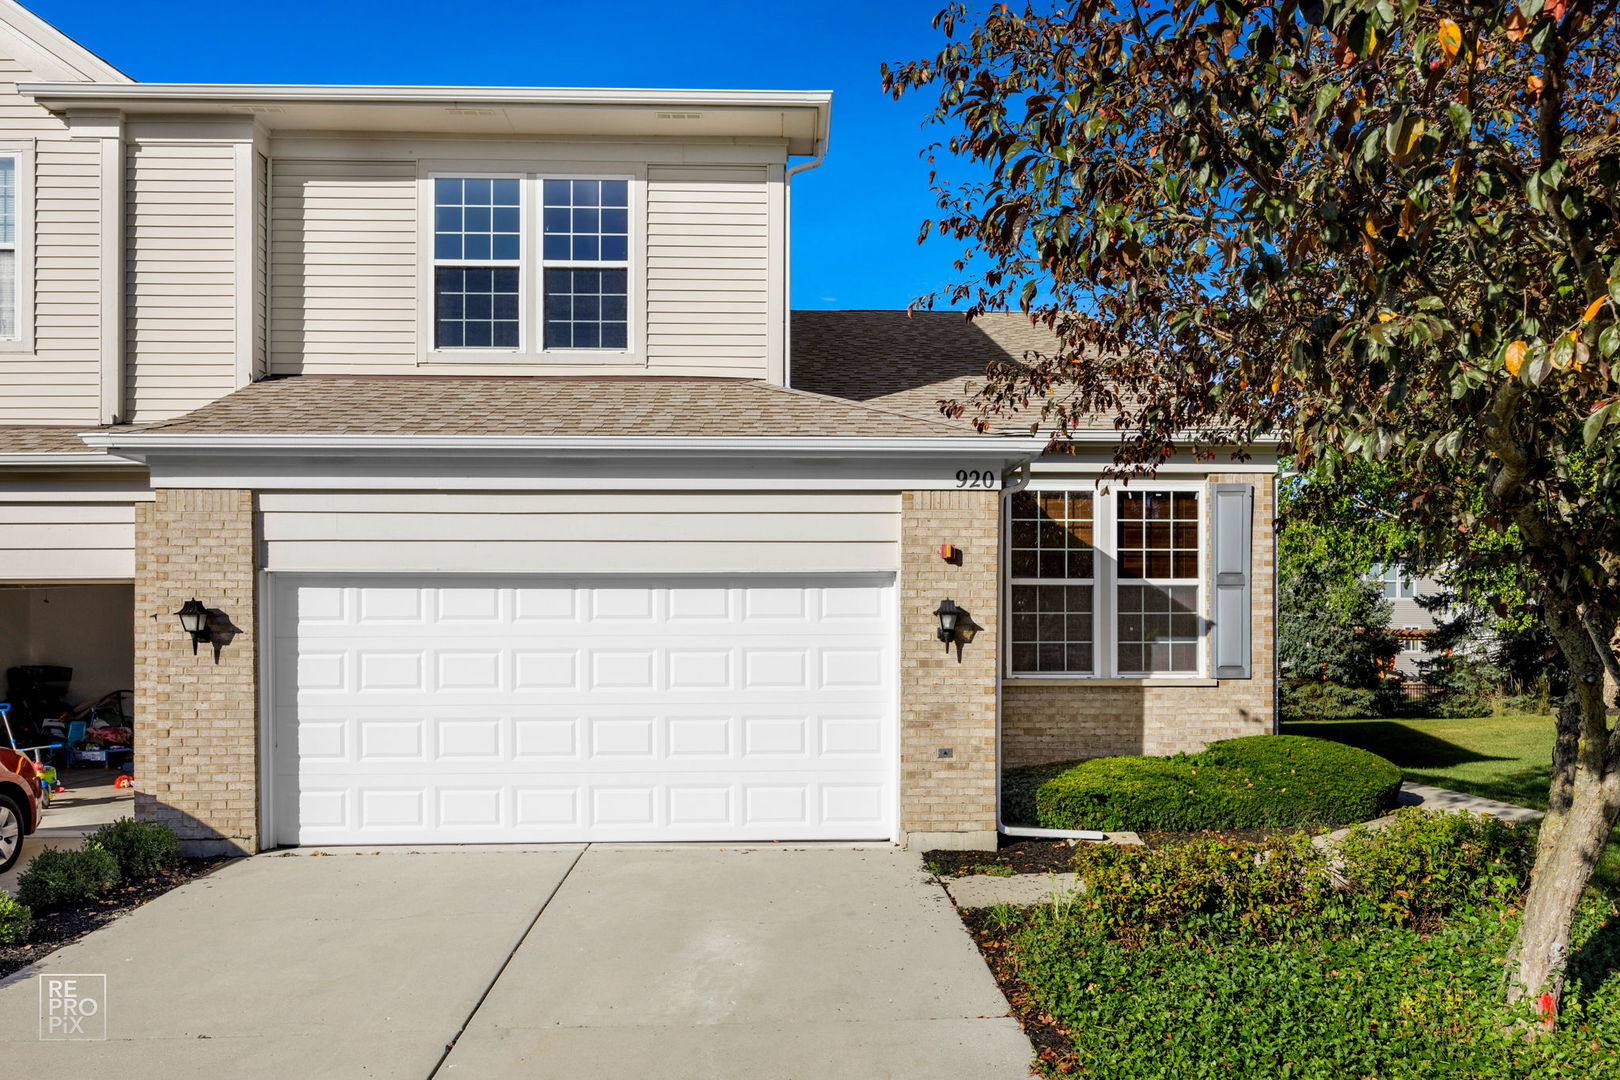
[955,469,998,489]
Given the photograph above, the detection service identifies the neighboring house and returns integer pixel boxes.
[0,2,1277,854]
[1367,562,1448,676]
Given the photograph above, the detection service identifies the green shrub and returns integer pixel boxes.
[0,892,31,944]
[15,844,120,909]
[1280,678,1384,721]
[1072,833,1335,941]
[88,818,179,880]
[1034,734,1402,831]
[1068,809,1533,941]
[1002,759,1082,826]
[1331,809,1533,926]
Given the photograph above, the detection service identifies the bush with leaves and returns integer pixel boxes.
[0,892,31,945]
[15,844,120,910]
[1331,808,1534,926]
[88,818,178,881]
[1033,734,1402,831]
[1068,809,1533,939]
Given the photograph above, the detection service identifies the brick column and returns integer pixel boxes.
[898,489,1000,850]
[133,489,259,855]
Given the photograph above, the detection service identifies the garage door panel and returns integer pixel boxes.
[285,642,891,698]
[283,581,887,630]
[273,574,896,844]
[285,709,891,773]
[287,776,890,844]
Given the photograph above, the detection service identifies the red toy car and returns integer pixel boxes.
[0,745,43,874]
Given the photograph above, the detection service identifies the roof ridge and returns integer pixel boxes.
[757,380,969,435]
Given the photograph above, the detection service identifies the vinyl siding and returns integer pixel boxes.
[269,159,417,373]
[0,502,135,578]
[124,140,240,422]
[258,491,899,573]
[0,51,101,425]
[645,164,771,375]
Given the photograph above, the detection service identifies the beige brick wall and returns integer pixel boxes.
[133,489,259,855]
[898,489,1000,848]
[1003,474,1277,766]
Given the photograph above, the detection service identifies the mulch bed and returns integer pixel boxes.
[1,858,228,979]
[924,837,1081,877]
[960,907,1082,1076]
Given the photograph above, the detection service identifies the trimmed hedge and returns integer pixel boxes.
[1032,734,1402,831]
[15,844,120,910]
[89,818,179,880]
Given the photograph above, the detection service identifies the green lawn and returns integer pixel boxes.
[1281,714,1556,809]
[1283,713,1620,896]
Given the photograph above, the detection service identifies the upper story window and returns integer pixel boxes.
[1370,563,1415,599]
[542,179,628,350]
[1008,487,1204,678]
[0,154,19,341]
[430,174,631,356]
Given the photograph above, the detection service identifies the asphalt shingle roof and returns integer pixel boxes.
[0,426,107,454]
[792,310,1112,432]
[136,375,970,438]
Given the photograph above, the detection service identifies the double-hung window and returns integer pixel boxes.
[1115,491,1201,675]
[430,174,630,355]
[1370,563,1415,599]
[1008,487,1205,678]
[0,151,22,343]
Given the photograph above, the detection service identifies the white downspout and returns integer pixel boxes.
[995,460,1109,841]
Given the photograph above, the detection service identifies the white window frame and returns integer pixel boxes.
[1004,480,1208,680]
[0,143,34,352]
[537,173,633,358]
[1006,488,1100,677]
[1371,562,1415,599]
[419,167,639,366]
[428,171,527,354]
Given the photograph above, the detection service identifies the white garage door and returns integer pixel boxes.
[270,574,896,845]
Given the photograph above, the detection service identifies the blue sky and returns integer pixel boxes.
[32,0,972,311]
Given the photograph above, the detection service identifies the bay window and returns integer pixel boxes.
[430,173,632,356]
[1007,486,1206,678]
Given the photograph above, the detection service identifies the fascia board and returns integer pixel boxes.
[18,83,833,111]
[80,432,1048,462]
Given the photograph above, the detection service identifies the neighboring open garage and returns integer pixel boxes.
[268,573,898,846]
[0,455,143,754]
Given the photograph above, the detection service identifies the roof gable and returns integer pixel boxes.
[0,0,129,83]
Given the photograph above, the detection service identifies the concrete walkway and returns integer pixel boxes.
[1397,781,1544,824]
[0,845,1032,1079]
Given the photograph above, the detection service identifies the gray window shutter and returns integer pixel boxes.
[1211,483,1254,679]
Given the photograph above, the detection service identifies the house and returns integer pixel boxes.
[0,1,1277,854]
[1368,562,1446,676]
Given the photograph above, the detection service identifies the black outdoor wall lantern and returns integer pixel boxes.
[175,599,210,654]
[934,598,962,649]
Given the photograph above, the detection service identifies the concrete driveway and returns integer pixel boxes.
[0,845,1032,1079]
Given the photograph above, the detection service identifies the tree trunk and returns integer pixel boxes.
[1508,770,1620,1009]
[1506,601,1620,1013]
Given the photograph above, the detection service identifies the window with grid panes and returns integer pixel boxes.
[1115,491,1201,674]
[1008,490,1096,674]
[429,175,630,354]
